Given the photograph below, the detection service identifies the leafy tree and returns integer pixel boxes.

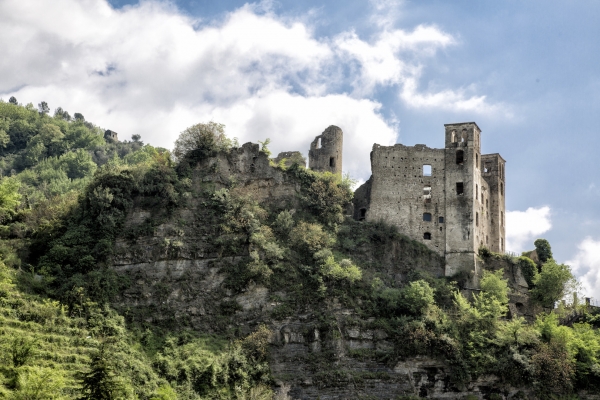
[38,101,50,116]
[131,134,141,142]
[0,118,10,149]
[173,121,232,162]
[74,113,85,122]
[534,238,553,264]
[59,149,97,179]
[11,366,67,400]
[8,96,18,105]
[11,337,37,367]
[0,177,22,223]
[54,107,71,121]
[530,260,575,308]
[150,385,177,400]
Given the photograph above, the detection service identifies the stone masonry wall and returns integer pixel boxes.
[355,122,506,278]
[308,125,343,175]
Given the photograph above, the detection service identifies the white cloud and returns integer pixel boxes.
[506,206,552,254]
[0,0,500,179]
[566,237,600,302]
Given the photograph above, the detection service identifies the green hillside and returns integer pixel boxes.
[0,99,599,399]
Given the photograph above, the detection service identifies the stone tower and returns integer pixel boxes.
[352,122,506,279]
[309,125,343,175]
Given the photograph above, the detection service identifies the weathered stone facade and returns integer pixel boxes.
[308,125,343,175]
[104,129,119,142]
[354,122,506,277]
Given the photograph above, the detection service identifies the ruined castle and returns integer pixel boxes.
[303,122,506,277]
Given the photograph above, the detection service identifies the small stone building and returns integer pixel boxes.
[353,122,506,277]
[104,130,119,143]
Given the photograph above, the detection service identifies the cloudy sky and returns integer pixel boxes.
[1,0,599,298]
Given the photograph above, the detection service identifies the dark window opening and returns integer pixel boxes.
[456,182,464,195]
[476,184,478,200]
[423,164,432,176]
[359,208,366,221]
[476,212,479,227]
[329,157,335,167]
[476,153,479,167]
[439,216,444,223]
[423,213,432,222]
[439,227,443,231]
[500,183,504,196]
[424,232,432,240]
[456,150,464,164]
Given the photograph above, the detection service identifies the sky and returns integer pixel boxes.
[1,0,599,299]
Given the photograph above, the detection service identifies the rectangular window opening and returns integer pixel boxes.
[329,157,335,167]
[423,186,432,203]
[438,216,444,223]
[456,182,464,195]
[423,164,432,176]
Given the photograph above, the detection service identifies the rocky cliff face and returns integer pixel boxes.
[108,144,546,399]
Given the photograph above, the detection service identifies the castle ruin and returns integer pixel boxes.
[308,125,343,175]
[353,122,506,277]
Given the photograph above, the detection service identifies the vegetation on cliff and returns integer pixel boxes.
[0,101,598,398]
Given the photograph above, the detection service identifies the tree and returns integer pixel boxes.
[78,345,126,400]
[12,366,67,400]
[54,107,71,121]
[59,149,97,179]
[38,101,50,116]
[173,121,231,161]
[0,177,22,223]
[131,134,141,142]
[0,118,9,148]
[534,238,553,264]
[8,96,17,105]
[530,260,575,308]
[74,113,85,122]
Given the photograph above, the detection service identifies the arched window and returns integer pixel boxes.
[461,129,467,142]
[359,208,367,221]
[456,150,464,164]
[423,213,432,222]
[451,130,457,143]
[424,232,432,240]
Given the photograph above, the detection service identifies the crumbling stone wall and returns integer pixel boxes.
[308,125,343,175]
[354,122,506,278]
[273,151,306,169]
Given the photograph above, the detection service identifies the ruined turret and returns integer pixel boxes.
[308,125,343,175]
